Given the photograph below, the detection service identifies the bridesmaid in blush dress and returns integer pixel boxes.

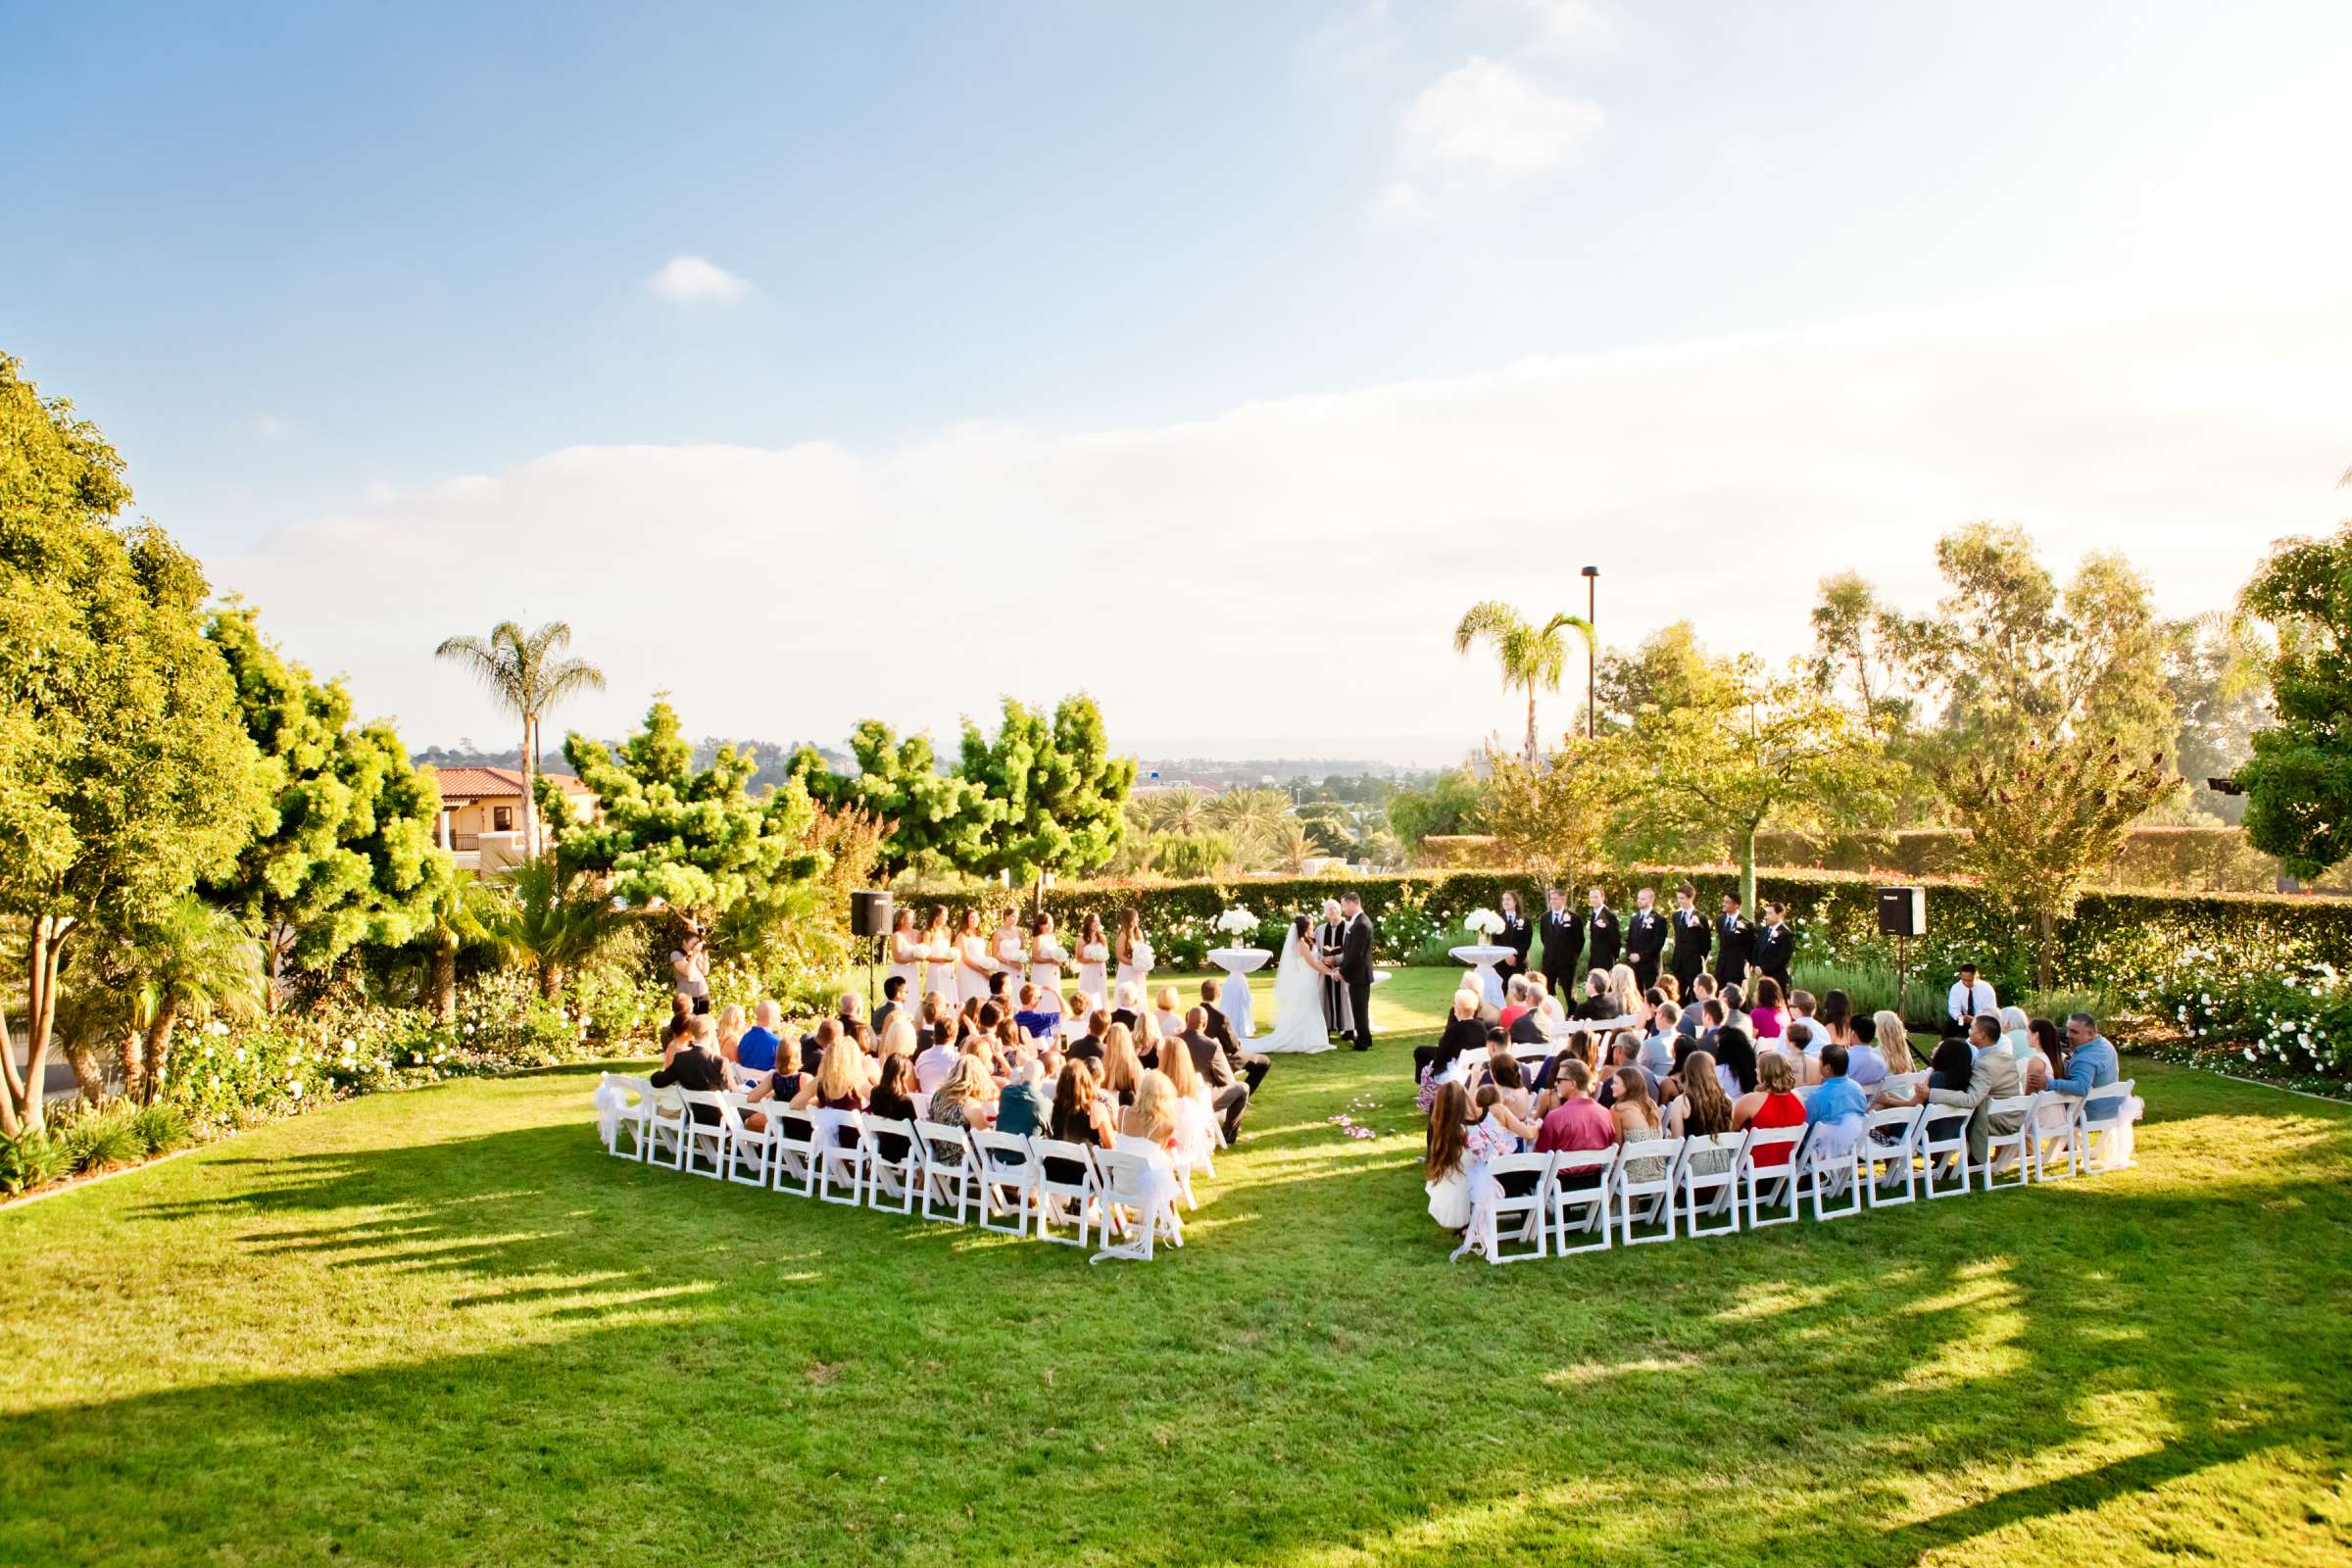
[1113,908,1152,1000]
[886,907,923,998]
[956,908,997,1006]
[1074,912,1110,1011]
[1030,911,1068,997]
[922,906,957,1006]
[992,906,1027,992]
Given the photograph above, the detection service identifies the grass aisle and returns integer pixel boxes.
[2,967,2348,1566]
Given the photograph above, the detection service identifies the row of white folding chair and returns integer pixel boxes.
[604,1081,1180,1263]
[1450,1083,2139,1263]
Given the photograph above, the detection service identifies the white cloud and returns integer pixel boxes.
[217,287,2348,760]
[1369,179,1433,223]
[253,414,295,440]
[645,255,752,305]
[1400,56,1604,173]
[1513,0,1612,55]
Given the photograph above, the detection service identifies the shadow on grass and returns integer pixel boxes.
[2,1058,2347,1566]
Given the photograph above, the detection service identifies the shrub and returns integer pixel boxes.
[129,1102,193,1157]
[0,1133,70,1196]
[56,1105,145,1174]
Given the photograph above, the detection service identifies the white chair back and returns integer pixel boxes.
[1026,1136,1102,1248]
[1451,1151,1555,1265]
[1547,1146,1618,1254]
[969,1128,1039,1237]
[1612,1134,1687,1246]
[1862,1104,1925,1206]
[1677,1131,1745,1238]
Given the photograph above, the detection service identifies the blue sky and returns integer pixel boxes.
[7,1,2349,761]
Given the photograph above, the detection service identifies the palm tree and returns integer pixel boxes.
[434,620,606,861]
[1452,600,1595,762]
[1144,788,1209,836]
[492,860,612,1002]
[125,900,266,1103]
[418,871,502,1024]
[1203,788,1293,865]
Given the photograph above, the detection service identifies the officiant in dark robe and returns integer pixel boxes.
[1316,901,1353,1038]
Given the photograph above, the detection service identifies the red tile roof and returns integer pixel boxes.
[429,766,595,801]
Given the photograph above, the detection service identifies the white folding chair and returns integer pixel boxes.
[811,1108,867,1205]
[862,1115,923,1214]
[1736,1125,1808,1228]
[1920,1104,1974,1199]
[2080,1079,2136,1172]
[1980,1095,2037,1190]
[1612,1135,1685,1246]
[1451,1151,1556,1264]
[2029,1093,2082,1181]
[600,1073,656,1158]
[1677,1132,1744,1238]
[1862,1104,1926,1207]
[1805,1118,1865,1220]
[768,1105,820,1196]
[719,1093,776,1187]
[1093,1142,1183,1263]
[915,1120,980,1223]
[1547,1147,1617,1255]
[1028,1136,1101,1248]
[1877,1071,1928,1102]
[970,1129,1038,1237]
[676,1090,730,1178]
[643,1084,687,1168]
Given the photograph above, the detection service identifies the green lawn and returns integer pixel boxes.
[3,967,2349,1567]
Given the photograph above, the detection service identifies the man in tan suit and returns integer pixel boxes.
[1930,1013,2024,1164]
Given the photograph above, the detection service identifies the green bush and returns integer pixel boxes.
[0,1132,70,1196]
[129,1102,193,1157]
[56,1105,145,1174]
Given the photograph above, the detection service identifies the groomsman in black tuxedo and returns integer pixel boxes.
[1584,887,1621,974]
[1669,882,1711,990]
[1539,887,1581,1000]
[1714,892,1753,987]
[1622,886,1666,991]
[1751,900,1795,994]
[1495,890,1534,988]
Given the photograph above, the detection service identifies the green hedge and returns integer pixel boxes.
[918,870,2352,1011]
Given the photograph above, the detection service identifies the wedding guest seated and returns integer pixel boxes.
[1152,986,1187,1042]
[1534,1059,1615,1154]
[2047,1011,2121,1101]
[1423,1082,1482,1232]
[1803,1043,1869,1157]
[1101,1022,1146,1107]
[1679,973,1716,1036]
[1486,1046,1535,1124]
[1748,976,1788,1042]
[714,1003,747,1068]
[801,993,867,1070]
[875,1014,918,1081]
[1119,1068,1184,1151]
[1927,1034,1975,1093]
[1181,1006,1251,1143]
[1060,990,1096,1044]
[913,1020,959,1096]
[864,1054,919,1163]
[2021,1017,2061,1093]
[1664,1051,1737,1157]
[1610,1066,1671,1184]
[650,1014,728,1118]
[1045,1059,1117,1181]
[738,1000,784,1076]
[1475,1084,1543,1196]
[660,995,694,1061]
[1639,1006,1678,1081]
[1066,1008,1110,1067]
[929,1055,995,1135]
[1777,1019,1815,1076]
[1932,1013,2026,1164]
[1109,982,1144,1033]
[994,1053,1054,1137]
[1592,1032,1653,1107]
[871,975,909,1041]
[1788,988,1818,1037]
[1415,989,1487,1085]
[1868,1011,1912,1088]
[1194,985,1269,1092]
[1497,976,1536,1036]
[1011,983,1060,1043]
[1712,1019,1760,1099]
[1731,1052,1807,1163]
[1575,969,1618,1025]
[1999,1004,2033,1062]
[790,1028,869,1137]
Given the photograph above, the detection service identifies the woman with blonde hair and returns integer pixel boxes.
[789,1023,867,1116]
[1100,1022,1145,1106]
[1121,1067,1180,1147]
[1607,964,1643,1022]
[877,1012,918,1066]
[928,1054,995,1134]
[714,1003,747,1067]
[1152,984,1186,1043]
[1874,1010,1913,1074]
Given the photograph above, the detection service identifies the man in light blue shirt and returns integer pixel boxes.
[1844,1014,1888,1090]
[2049,1011,2120,1111]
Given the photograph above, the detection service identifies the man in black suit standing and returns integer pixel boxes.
[1669,882,1711,992]
[1584,886,1621,975]
[1622,886,1666,992]
[1714,892,1753,988]
[1538,886,1580,1001]
[1337,891,1376,1052]
[1751,900,1795,995]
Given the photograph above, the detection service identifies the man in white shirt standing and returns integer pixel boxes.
[1946,962,1997,1031]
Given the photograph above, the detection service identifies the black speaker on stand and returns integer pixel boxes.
[850,891,895,1012]
[1876,886,1926,1022]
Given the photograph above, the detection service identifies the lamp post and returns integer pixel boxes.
[1580,564,1599,740]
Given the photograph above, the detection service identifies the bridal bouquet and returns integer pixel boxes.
[1464,907,1505,937]
[1214,908,1257,939]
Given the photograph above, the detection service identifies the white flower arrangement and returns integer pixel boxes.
[1464,907,1505,937]
[1215,908,1257,937]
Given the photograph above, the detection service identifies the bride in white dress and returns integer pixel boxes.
[1259,914,1340,1054]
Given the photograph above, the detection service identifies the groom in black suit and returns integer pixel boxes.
[1337,892,1376,1052]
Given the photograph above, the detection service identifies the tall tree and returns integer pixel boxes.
[123,898,267,1103]
[207,606,450,1005]
[1609,661,1896,911]
[2166,610,2273,825]
[0,356,269,1134]
[1941,738,2175,989]
[416,870,501,1024]
[955,695,1136,882]
[552,699,828,923]
[1452,601,1594,762]
[433,620,605,861]
[490,859,612,1002]
[789,721,987,876]
[2235,517,2352,877]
